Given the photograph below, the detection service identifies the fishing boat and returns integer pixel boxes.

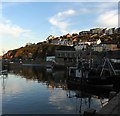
[84,83,114,90]
[0,70,8,76]
[110,58,120,75]
[68,66,82,78]
[45,64,53,73]
[85,56,120,90]
[68,40,120,90]
[68,59,89,79]
[66,77,114,91]
[68,56,120,91]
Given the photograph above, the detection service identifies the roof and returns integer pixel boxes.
[56,45,75,51]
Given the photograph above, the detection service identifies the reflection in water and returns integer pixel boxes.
[9,66,68,90]
[1,74,8,94]
[66,90,108,115]
[2,66,110,114]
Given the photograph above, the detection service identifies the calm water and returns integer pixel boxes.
[1,66,109,114]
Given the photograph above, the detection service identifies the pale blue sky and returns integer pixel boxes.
[0,1,118,55]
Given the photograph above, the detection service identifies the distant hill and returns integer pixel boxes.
[3,43,74,61]
[3,27,120,61]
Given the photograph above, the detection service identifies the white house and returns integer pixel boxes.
[75,42,88,50]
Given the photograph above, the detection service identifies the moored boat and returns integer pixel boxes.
[0,69,8,75]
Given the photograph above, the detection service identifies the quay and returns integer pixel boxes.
[84,91,120,116]
[95,91,120,115]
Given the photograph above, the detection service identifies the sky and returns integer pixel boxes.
[0,0,119,55]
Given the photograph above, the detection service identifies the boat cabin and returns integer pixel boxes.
[69,67,82,78]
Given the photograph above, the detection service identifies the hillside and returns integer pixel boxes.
[3,27,120,61]
[3,43,63,61]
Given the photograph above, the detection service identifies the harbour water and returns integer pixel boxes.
[1,66,110,114]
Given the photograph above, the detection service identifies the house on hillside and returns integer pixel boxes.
[61,39,72,46]
[90,28,104,34]
[103,43,120,51]
[79,31,90,34]
[115,27,120,34]
[92,44,104,52]
[73,37,78,46]
[102,28,107,34]
[51,37,60,45]
[66,33,71,38]
[74,42,88,51]
[55,45,93,66]
[93,43,120,52]
[55,46,76,65]
[105,28,115,35]
[46,35,55,44]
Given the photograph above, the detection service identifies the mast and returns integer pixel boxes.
[100,45,116,77]
[100,58,116,77]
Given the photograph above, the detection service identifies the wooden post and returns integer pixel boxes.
[109,91,116,101]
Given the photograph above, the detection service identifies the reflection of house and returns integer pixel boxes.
[47,74,67,89]
[47,82,67,89]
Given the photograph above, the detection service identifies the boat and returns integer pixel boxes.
[0,70,8,75]
[68,66,82,78]
[84,56,120,91]
[68,54,120,91]
[68,42,120,91]
[84,83,113,90]
[66,77,114,91]
[110,58,120,75]
[45,64,53,73]
[87,57,118,78]
[68,60,89,79]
